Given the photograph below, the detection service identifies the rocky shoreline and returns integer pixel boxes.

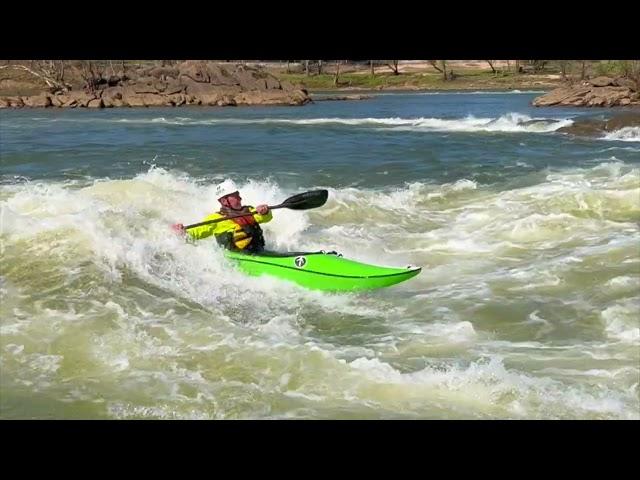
[2,63,639,111]
[0,61,311,109]
[532,76,639,107]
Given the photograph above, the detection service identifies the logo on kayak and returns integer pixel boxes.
[294,256,307,268]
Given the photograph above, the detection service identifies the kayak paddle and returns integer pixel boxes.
[181,189,329,230]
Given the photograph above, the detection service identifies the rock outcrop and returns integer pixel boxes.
[532,77,639,107]
[313,94,373,101]
[1,61,311,108]
[557,113,640,137]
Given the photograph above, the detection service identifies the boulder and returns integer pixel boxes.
[132,82,160,94]
[234,89,310,106]
[533,80,638,108]
[208,64,240,86]
[165,94,187,106]
[147,66,179,79]
[164,81,185,95]
[557,113,640,136]
[217,95,236,106]
[102,86,123,103]
[265,76,281,90]
[613,77,637,91]
[178,60,211,83]
[1,96,24,107]
[605,113,640,130]
[64,91,96,108]
[22,95,52,107]
[589,76,616,87]
[532,87,590,106]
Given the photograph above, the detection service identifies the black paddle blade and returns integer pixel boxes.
[275,189,329,210]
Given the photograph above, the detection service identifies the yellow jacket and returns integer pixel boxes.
[187,207,273,251]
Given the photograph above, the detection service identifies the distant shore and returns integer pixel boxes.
[1,60,638,108]
[0,60,563,109]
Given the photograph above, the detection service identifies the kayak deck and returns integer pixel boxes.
[224,250,421,291]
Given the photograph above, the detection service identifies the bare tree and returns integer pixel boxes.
[318,60,323,75]
[334,61,341,86]
[559,60,571,81]
[486,60,497,74]
[619,60,640,89]
[387,60,400,75]
[305,60,310,76]
[619,60,635,78]
[631,60,640,89]
[580,60,587,80]
[370,60,375,76]
[76,61,106,93]
[531,60,548,73]
[0,60,71,93]
[427,60,449,80]
[428,60,443,73]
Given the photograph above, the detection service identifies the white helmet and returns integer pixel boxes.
[217,189,240,203]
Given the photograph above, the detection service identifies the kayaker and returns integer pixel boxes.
[172,190,272,253]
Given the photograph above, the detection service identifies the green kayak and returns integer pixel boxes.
[224,250,421,291]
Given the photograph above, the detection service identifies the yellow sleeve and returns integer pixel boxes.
[186,213,224,240]
[250,206,273,224]
[186,208,271,241]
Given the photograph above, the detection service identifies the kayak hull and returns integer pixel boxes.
[224,250,421,291]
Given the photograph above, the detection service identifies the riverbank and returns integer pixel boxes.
[0,61,311,108]
[2,61,638,108]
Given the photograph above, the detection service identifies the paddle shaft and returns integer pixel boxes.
[184,205,286,230]
[180,189,328,231]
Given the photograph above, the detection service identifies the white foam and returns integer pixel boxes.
[401,320,477,343]
[257,314,302,344]
[604,276,640,293]
[603,127,640,142]
[601,302,640,343]
[2,162,639,418]
[4,344,25,355]
[42,113,574,134]
[370,113,573,133]
[375,90,545,96]
[451,179,478,191]
[346,355,636,418]
[509,270,562,291]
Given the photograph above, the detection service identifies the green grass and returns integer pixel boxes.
[277,70,560,92]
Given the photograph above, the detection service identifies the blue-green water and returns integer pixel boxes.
[1,92,639,419]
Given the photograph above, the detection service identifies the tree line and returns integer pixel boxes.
[2,60,639,92]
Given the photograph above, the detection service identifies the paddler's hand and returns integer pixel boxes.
[172,223,185,234]
[255,204,269,215]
